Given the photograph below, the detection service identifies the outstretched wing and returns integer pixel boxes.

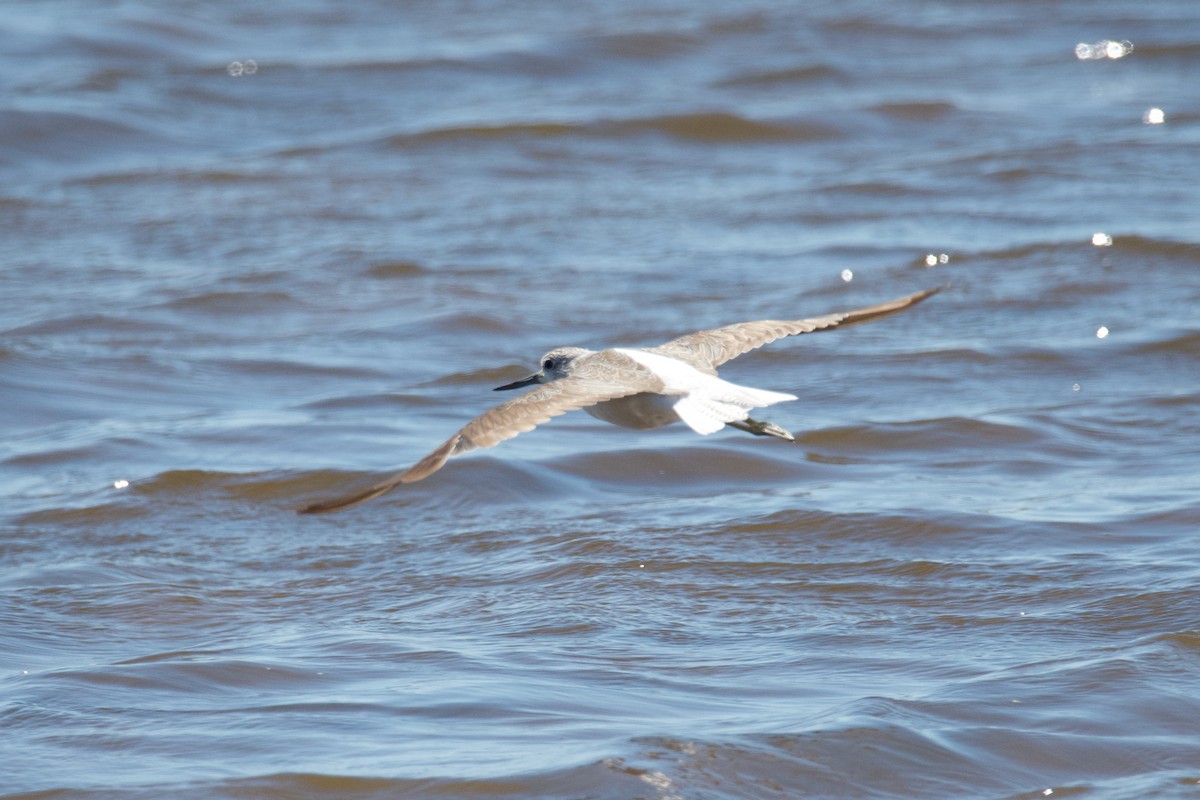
[299,352,661,513]
[650,288,940,372]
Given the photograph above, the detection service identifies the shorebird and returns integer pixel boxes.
[300,287,938,513]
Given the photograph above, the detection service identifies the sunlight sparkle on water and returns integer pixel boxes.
[1075,40,1133,60]
[841,269,854,282]
[1096,326,1109,339]
[1091,232,1112,247]
[924,253,949,267]
[113,479,130,489]
[1143,107,1165,125]
[227,59,259,76]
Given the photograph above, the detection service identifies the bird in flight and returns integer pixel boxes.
[300,287,938,513]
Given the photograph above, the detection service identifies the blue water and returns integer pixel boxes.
[2,1,1199,798]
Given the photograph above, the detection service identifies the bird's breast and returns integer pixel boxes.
[585,392,681,430]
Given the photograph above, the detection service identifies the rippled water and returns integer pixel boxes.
[3,1,1199,798]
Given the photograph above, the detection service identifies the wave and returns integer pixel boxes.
[823,14,966,38]
[72,166,291,187]
[0,760,647,800]
[820,179,923,197]
[0,109,171,169]
[629,718,1197,799]
[423,363,531,387]
[48,655,331,696]
[801,416,1046,456]
[633,112,836,142]
[933,233,1200,267]
[11,439,810,524]
[715,63,845,88]
[273,28,704,77]
[1125,329,1200,357]
[578,29,702,60]
[11,469,303,526]
[2,312,179,338]
[1096,233,1200,261]
[365,260,428,279]
[298,392,429,412]
[152,290,305,315]
[8,462,597,523]
[870,100,958,121]
[383,112,839,149]
[551,442,811,487]
[1130,40,1200,60]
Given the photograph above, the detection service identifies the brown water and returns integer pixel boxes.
[3,1,1200,798]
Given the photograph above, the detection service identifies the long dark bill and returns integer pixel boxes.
[494,374,540,391]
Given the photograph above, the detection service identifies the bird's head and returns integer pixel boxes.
[494,347,590,391]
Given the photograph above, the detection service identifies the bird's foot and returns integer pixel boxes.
[729,417,795,442]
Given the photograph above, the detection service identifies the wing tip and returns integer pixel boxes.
[837,284,944,327]
[909,285,946,302]
[297,434,463,514]
[297,486,387,515]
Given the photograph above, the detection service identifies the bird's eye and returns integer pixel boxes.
[542,359,554,370]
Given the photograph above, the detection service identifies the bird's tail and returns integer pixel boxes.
[673,382,797,435]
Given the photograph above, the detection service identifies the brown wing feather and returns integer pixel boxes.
[650,288,939,371]
[299,352,660,513]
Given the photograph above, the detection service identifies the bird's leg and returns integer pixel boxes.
[728,417,795,442]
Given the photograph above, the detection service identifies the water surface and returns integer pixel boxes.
[2,1,1199,798]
